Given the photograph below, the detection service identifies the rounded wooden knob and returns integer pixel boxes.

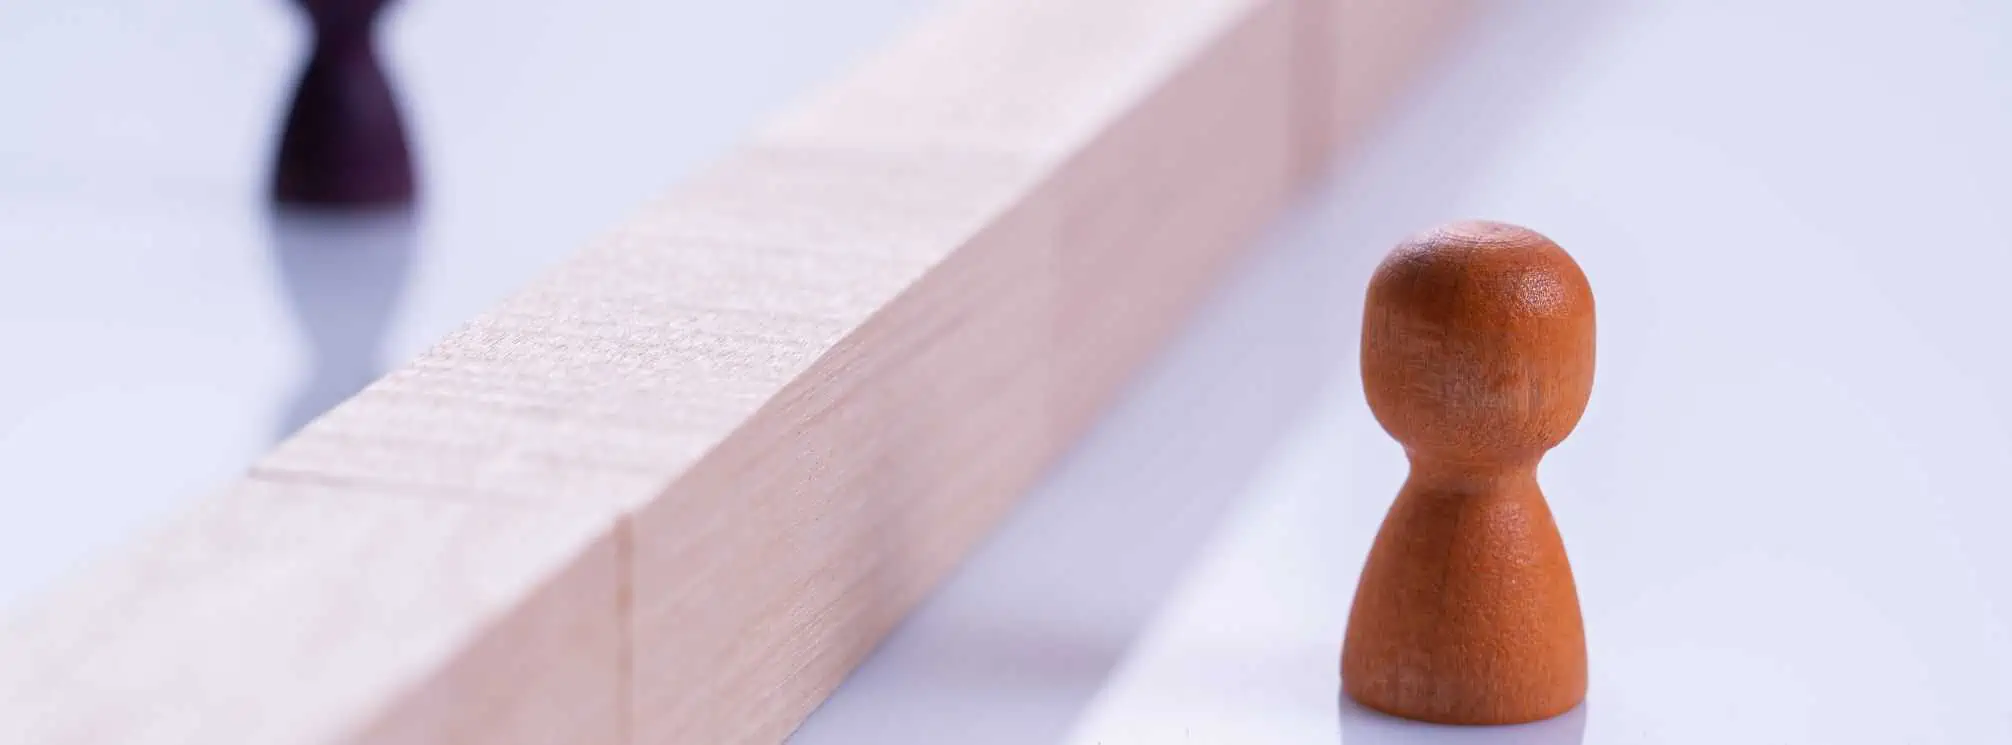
[1343,221,1593,725]
[1361,220,1595,466]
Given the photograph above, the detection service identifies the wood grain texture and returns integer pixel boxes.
[1343,221,1592,725]
[1,1,1472,742]
[0,482,622,745]
[632,1,1302,739]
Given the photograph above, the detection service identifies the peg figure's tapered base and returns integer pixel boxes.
[272,0,414,206]
[1341,472,1587,725]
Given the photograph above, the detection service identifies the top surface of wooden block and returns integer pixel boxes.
[249,0,1290,518]
[0,480,622,745]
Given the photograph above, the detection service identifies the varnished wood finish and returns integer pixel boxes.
[1342,221,1593,725]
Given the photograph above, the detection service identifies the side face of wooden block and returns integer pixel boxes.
[350,518,629,745]
[624,160,1065,745]
[0,483,623,745]
[1292,0,1475,175]
[629,0,1301,741]
[1039,0,1300,438]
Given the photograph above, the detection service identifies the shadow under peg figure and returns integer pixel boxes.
[266,204,418,440]
[1338,690,1588,744]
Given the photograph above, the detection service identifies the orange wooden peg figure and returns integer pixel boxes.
[1342,220,1593,725]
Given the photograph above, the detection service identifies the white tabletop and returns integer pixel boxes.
[7,2,2009,741]
[0,0,934,609]
[795,1,2012,743]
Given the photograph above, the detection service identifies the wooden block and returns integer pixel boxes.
[0,0,1473,742]
[0,481,622,745]
[1293,0,1475,177]
[629,0,1304,740]
[250,144,1038,513]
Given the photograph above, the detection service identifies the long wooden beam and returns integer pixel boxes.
[0,0,1470,742]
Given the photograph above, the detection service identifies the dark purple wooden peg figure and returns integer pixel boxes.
[272,0,416,205]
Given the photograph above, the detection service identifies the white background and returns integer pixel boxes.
[795,1,2012,743]
[3,1,2009,742]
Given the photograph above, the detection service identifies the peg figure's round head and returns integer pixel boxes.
[1361,221,1595,467]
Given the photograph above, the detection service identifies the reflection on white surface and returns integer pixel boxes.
[803,1,2012,743]
[1339,698,1586,745]
[267,206,418,439]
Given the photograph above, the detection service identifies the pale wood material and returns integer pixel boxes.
[632,2,1304,739]
[1,0,1470,742]
[1344,221,1592,724]
[1293,0,1474,176]
[0,482,623,745]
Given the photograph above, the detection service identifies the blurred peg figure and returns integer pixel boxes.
[272,0,416,205]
